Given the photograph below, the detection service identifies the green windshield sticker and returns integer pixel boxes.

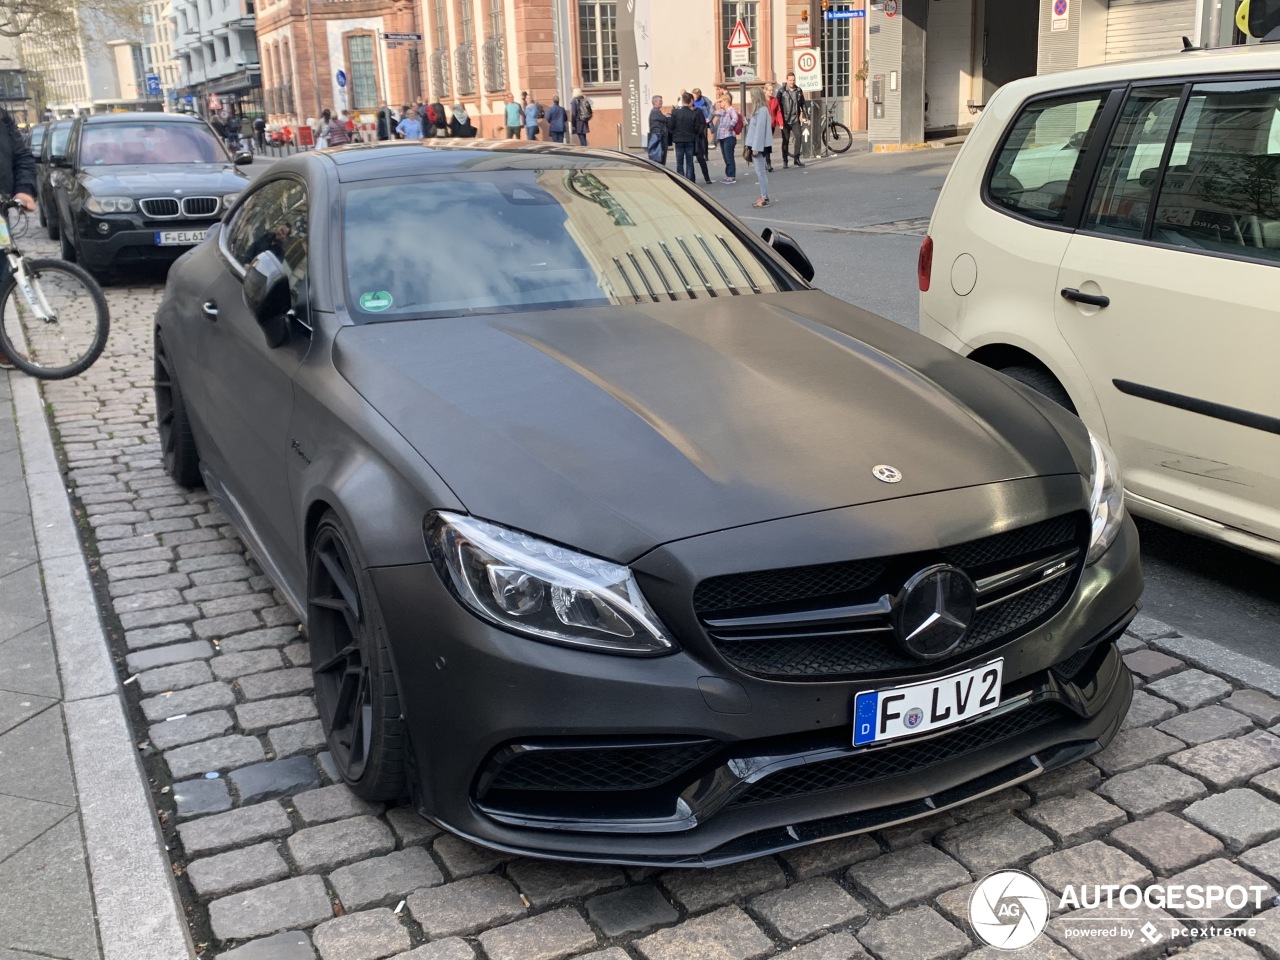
[359,291,393,312]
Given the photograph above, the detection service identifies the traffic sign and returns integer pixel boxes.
[336,69,347,88]
[795,48,822,93]
[731,47,750,65]
[733,65,756,80]
[1051,0,1070,31]
[793,36,814,46]
[824,9,866,17]
[797,20,810,33]
[728,19,752,49]
[145,74,162,96]
[184,93,194,104]
[884,0,898,15]
[383,31,422,40]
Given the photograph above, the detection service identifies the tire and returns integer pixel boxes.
[46,208,60,241]
[58,228,75,262]
[308,512,407,802]
[997,364,1077,414]
[824,121,854,154]
[37,203,45,228]
[0,259,110,380]
[154,331,202,487]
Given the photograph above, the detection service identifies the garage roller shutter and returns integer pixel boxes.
[1106,0,1197,61]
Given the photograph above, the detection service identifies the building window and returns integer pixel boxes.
[721,0,757,80]
[455,0,476,94]
[347,34,377,109]
[482,0,505,93]
[578,0,617,87]
[431,0,451,100]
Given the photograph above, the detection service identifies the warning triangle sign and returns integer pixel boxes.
[728,19,752,49]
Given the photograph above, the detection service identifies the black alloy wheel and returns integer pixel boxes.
[154,332,202,486]
[307,513,406,801]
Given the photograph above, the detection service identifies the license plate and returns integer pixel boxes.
[853,659,1003,746]
[154,229,209,246]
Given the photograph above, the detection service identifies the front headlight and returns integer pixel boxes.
[1086,430,1125,564]
[222,193,241,210]
[84,196,135,213]
[426,512,674,656]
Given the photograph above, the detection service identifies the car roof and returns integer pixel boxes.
[999,43,1280,100]
[313,139,653,183]
[79,112,207,125]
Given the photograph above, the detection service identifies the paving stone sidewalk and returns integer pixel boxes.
[16,237,1280,960]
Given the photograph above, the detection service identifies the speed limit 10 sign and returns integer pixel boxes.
[795,48,822,92]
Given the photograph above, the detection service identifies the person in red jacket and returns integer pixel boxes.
[765,81,783,173]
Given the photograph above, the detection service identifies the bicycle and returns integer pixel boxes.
[820,103,854,155]
[0,198,110,379]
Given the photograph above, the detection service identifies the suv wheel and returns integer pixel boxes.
[997,364,1077,414]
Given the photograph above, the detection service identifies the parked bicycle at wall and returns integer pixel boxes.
[0,198,110,379]
[813,101,855,155]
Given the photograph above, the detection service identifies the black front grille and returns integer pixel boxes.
[182,196,219,217]
[141,197,180,218]
[484,740,721,793]
[694,560,884,613]
[699,514,1086,681]
[729,702,1065,807]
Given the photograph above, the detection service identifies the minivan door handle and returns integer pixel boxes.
[1060,288,1110,308]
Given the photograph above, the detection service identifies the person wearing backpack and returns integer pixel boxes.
[570,88,592,145]
[712,93,742,184]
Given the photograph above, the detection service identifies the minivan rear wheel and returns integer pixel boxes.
[997,364,1077,414]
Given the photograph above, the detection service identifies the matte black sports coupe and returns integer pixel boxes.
[155,141,1140,866]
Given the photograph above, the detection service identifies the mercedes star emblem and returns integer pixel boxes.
[893,564,978,660]
[872,464,903,483]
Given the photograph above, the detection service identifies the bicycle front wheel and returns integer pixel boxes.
[0,259,110,380]
[824,122,854,154]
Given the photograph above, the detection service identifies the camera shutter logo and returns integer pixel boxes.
[969,870,1049,950]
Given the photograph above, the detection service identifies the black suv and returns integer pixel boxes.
[50,112,252,278]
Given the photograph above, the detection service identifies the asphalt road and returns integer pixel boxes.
[706,144,1280,664]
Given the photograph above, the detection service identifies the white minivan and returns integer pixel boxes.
[920,44,1280,562]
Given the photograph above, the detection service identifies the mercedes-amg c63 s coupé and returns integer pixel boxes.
[154,140,1140,866]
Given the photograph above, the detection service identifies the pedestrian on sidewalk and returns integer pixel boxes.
[450,103,477,138]
[712,93,741,184]
[670,92,706,183]
[779,72,807,168]
[744,87,773,207]
[395,106,423,140]
[504,94,523,139]
[546,95,567,142]
[524,93,542,140]
[253,115,266,151]
[0,106,37,369]
[765,81,783,172]
[646,95,670,165]
[690,87,713,184]
[570,88,593,145]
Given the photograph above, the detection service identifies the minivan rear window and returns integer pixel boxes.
[987,93,1107,225]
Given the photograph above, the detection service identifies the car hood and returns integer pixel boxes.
[332,291,1086,561]
[79,163,250,194]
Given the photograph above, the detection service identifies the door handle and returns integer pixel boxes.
[202,300,218,320]
[1060,288,1110,308]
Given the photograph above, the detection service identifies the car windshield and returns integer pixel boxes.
[342,167,787,320]
[79,122,226,165]
[30,127,44,152]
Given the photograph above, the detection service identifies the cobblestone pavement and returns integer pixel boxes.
[20,231,1280,960]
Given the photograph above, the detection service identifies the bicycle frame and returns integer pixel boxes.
[0,216,59,323]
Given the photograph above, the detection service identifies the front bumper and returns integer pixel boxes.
[373,499,1140,866]
[74,218,218,270]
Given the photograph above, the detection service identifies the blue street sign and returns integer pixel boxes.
[336,69,347,88]
[145,74,162,96]
[184,93,194,104]
[825,9,866,18]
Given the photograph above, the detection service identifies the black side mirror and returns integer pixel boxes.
[243,251,291,347]
[50,155,70,168]
[233,151,253,166]
[761,227,815,282]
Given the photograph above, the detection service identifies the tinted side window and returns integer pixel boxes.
[987,92,1108,225]
[224,180,309,301]
[1150,80,1280,264]
[1083,86,1185,239]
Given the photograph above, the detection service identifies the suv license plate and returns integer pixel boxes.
[853,659,1003,746]
[155,229,209,246]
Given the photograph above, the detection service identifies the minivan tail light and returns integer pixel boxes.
[918,235,934,292]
